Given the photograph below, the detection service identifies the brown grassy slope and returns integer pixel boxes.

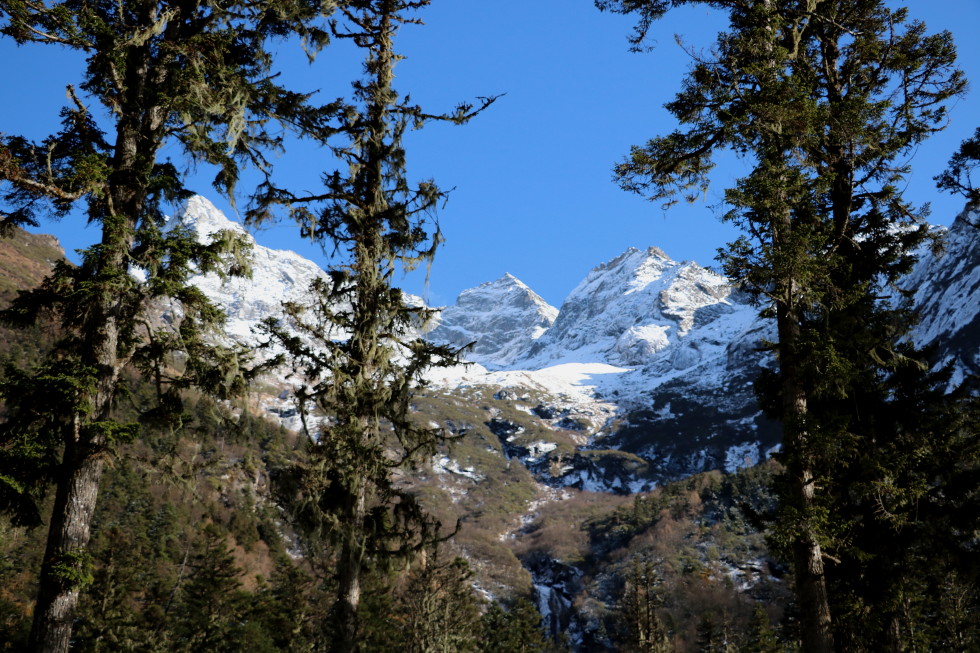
[0,228,64,299]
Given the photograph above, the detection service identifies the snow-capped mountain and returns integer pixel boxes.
[143,196,980,652]
[902,204,980,385]
[427,273,557,367]
[525,246,755,367]
[423,244,774,487]
[167,195,326,345]
[175,195,980,490]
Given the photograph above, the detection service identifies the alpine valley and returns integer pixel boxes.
[161,196,980,648]
[3,196,978,650]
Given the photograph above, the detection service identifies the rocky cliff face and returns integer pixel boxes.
[0,227,65,297]
[165,195,327,345]
[421,244,773,488]
[525,246,756,369]
[902,205,980,385]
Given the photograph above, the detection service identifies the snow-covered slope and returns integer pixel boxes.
[424,246,773,488]
[902,205,980,384]
[167,195,326,345]
[427,273,557,367]
[525,247,754,367]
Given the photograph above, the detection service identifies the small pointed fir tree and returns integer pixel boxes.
[380,554,482,653]
[616,558,671,653]
[478,598,559,653]
[742,604,783,653]
[171,525,248,653]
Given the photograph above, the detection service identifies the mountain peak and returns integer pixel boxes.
[525,244,748,366]
[645,245,670,260]
[172,198,323,344]
[474,272,526,292]
[170,195,249,244]
[428,274,558,368]
[902,205,980,383]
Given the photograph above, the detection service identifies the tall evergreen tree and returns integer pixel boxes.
[382,555,482,653]
[819,359,980,651]
[596,1,965,651]
[252,2,495,651]
[742,604,783,653]
[171,525,248,653]
[0,2,328,651]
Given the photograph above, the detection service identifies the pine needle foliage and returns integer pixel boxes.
[937,126,980,207]
[0,1,331,651]
[616,558,672,653]
[251,2,496,651]
[479,598,561,653]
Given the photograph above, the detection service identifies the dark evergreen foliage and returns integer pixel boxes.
[479,598,562,653]
[742,604,784,653]
[599,1,972,651]
[615,558,672,652]
[0,2,976,652]
[251,2,495,650]
[0,0,331,650]
[937,126,980,207]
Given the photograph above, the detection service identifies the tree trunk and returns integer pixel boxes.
[27,292,123,653]
[27,425,105,653]
[777,301,834,653]
[334,484,367,653]
[792,504,834,653]
[765,0,835,634]
[329,8,395,652]
[28,105,143,651]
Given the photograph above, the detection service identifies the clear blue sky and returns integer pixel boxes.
[2,1,979,308]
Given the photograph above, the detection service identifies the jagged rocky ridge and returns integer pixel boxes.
[163,195,326,345]
[176,196,980,492]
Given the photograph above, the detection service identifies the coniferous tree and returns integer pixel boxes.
[616,558,671,653]
[251,556,326,652]
[695,612,736,653]
[0,2,329,651]
[742,604,783,653]
[171,525,248,653]
[597,2,965,651]
[478,599,559,653]
[375,555,482,653]
[253,2,495,651]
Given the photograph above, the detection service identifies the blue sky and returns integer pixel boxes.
[2,1,979,308]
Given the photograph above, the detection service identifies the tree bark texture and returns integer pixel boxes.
[330,8,394,653]
[334,485,367,653]
[27,433,105,653]
[777,299,835,653]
